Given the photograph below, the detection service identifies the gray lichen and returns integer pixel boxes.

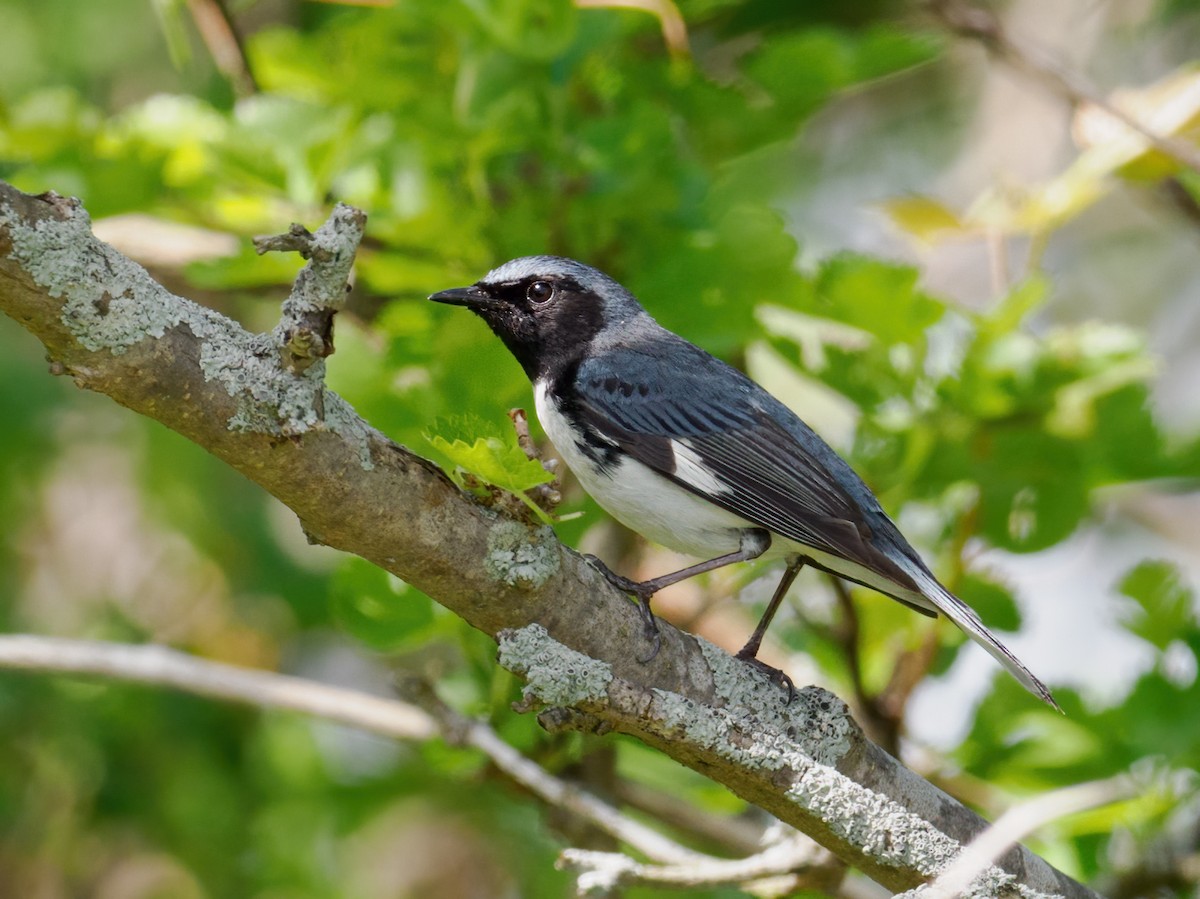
[5,201,184,354]
[270,203,363,321]
[897,881,1053,899]
[485,521,560,589]
[648,676,852,784]
[497,624,612,707]
[697,638,854,766]
[791,762,960,873]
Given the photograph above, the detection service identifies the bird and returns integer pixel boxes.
[429,255,1058,708]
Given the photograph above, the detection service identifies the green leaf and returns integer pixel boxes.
[979,277,1050,337]
[995,709,1107,770]
[1085,385,1173,481]
[1047,334,1157,439]
[957,572,1022,632]
[855,26,943,81]
[811,254,945,346]
[972,428,1088,552]
[424,414,553,496]
[330,557,435,651]
[879,194,966,245]
[1119,560,1196,651]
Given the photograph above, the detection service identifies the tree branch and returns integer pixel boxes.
[0,182,1096,896]
[499,625,1093,898]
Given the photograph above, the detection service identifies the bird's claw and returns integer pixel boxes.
[583,554,641,593]
[635,594,662,663]
[583,554,661,663]
[734,649,795,704]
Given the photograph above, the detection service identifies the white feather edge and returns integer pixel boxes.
[670,438,734,497]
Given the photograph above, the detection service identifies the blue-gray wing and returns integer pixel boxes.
[570,344,922,594]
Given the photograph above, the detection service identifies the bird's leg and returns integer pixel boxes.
[735,557,807,702]
[585,529,771,663]
[737,557,805,660]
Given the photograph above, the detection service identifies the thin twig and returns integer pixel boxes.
[559,833,842,893]
[919,775,1137,899]
[928,0,1200,174]
[574,0,690,58]
[876,627,940,731]
[508,407,563,512]
[828,576,904,753]
[0,634,436,740]
[256,205,366,374]
[185,0,257,96]
[829,576,869,708]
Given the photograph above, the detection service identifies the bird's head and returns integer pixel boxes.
[429,255,649,380]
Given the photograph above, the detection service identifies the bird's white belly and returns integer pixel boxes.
[534,383,750,559]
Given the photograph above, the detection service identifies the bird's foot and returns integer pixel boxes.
[734,648,795,704]
[633,593,662,663]
[583,554,662,663]
[584,554,643,593]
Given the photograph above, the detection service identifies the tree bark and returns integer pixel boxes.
[0,182,1097,897]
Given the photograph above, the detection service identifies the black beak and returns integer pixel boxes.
[428,285,492,308]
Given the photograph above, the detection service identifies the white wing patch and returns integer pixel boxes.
[670,438,733,498]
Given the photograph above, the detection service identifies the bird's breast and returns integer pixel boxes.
[533,381,751,558]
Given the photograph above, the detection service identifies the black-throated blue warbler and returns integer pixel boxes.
[430,256,1057,708]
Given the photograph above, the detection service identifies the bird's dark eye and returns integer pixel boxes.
[527,280,554,304]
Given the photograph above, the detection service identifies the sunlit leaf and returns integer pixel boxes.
[879,194,966,245]
[424,415,554,518]
[1119,560,1196,651]
[811,254,944,346]
[1073,65,1200,182]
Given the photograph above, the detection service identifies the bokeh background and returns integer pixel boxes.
[2,0,1200,896]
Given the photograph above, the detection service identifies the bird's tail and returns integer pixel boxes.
[901,566,1061,712]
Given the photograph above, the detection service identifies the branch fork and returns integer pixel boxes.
[256,206,366,373]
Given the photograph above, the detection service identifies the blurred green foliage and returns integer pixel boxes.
[1,0,1199,896]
